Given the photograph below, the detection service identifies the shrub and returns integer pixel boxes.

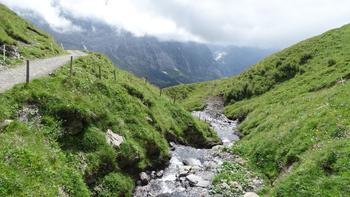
[299,53,313,65]
[94,173,134,197]
[328,59,336,66]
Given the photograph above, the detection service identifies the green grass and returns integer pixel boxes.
[164,79,227,111]
[168,23,350,196]
[0,53,220,196]
[0,4,64,66]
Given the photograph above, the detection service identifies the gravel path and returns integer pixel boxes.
[0,50,86,93]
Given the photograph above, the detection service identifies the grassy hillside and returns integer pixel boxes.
[167,24,350,196]
[0,4,64,66]
[0,53,220,196]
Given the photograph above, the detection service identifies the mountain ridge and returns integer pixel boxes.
[18,10,273,87]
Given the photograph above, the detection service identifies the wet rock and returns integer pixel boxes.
[140,172,150,185]
[203,161,216,169]
[180,178,190,188]
[178,167,191,177]
[183,158,202,166]
[169,142,176,151]
[251,178,264,190]
[105,129,124,148]
[220,182,230,190]
[186,174,210,188]
[243,192,259,197]
[151,171,156,179]
[0,119,13,130]
[156,170,164,178]
[156,194,172,197]
[229,181,243,191]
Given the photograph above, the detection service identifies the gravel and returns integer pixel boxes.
[0,50,86,93]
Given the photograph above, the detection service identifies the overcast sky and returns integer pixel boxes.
[1,0,350,48]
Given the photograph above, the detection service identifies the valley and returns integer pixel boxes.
[18,11,273,87]
[1,2,350,197]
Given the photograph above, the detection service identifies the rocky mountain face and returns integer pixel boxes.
[22,12,273,87]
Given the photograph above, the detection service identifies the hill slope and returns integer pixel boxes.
[0,4,220,196]
[0,53,220,196]
[167,24,350,196]
[0,4,63,66]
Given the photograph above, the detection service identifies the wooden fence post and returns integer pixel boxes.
[114,70,116,80]
[26,60,30,83]
[99,65,102,79]
[160,88,162,96]
[70,56,73,76]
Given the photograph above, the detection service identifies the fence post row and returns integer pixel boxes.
[26,60,30,83]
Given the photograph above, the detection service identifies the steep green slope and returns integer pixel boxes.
[0,53,220,196]
[0,4,64,66]
[167,24,350,196]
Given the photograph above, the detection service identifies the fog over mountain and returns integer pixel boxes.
[20,11,273,87]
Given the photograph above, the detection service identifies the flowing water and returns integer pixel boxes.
[134,97,239,197]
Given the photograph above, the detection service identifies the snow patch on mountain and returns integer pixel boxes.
[214,51,227,62]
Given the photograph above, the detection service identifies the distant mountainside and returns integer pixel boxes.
[19,12,273,87]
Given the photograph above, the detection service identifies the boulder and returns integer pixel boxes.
[105,129,124,148]
[145,115,153,123]
[243,192,259,197]
[0,119,13,130]
[186,174,210,188]
[183,158,202,166]
[139,172,150,185]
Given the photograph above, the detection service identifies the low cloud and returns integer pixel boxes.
[1,0,350,48]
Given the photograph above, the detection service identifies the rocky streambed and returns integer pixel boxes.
[134,97,258,197]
